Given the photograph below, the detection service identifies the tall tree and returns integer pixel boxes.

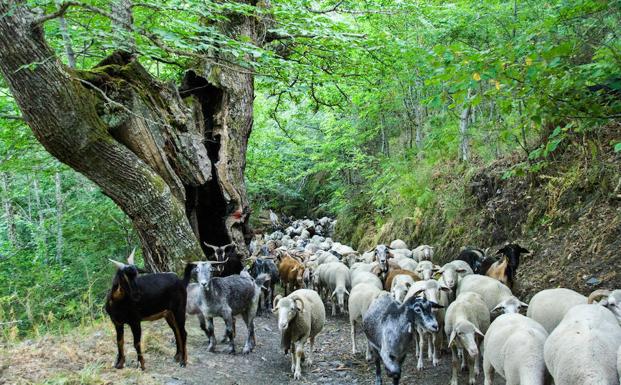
[0,2,258,271]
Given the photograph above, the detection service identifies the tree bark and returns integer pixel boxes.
[1,172,17,247]
[0,2,256,270]
[55,0,76,67]
[459,89,473,162]
[111,0,135,52]
[55,172,63,264]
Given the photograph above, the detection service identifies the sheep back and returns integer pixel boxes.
[527,288,587,334]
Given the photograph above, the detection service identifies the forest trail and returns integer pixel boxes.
[2,308,505,385]
[0,306,504,385]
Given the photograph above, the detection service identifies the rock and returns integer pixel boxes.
[586,277,601,286]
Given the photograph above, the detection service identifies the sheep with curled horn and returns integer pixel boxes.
[105,248,188,370]
[588,289,621,323]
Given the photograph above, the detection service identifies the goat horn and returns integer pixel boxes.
[588,289,612,304]
[109,259,126,270]
[203,242,218,251]
[210,257,229,265]
[127,248,136,265]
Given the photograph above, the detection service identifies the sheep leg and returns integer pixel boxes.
[350,320,358,354]
[307,336,315,366]
[290,342,296,374]
[113,323,125,369]
[293,340,305,380]
[460,348,466,371]
[483,354,494,385]
[467,355,476,385]
[365,339,372,361]
[129,322,145,370]
[416,329,425,370]
[450,344,459,385]
[206,317,216,352]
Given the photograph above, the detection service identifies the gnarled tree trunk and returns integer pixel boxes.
[0,3,256,271]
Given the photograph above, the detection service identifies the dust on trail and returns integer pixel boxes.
[1,309,505,385]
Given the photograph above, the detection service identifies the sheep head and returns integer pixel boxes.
[273,295,304,331]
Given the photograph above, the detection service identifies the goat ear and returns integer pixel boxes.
[447,330,456,347]
[109,259,126,270]
[127,248,136,265]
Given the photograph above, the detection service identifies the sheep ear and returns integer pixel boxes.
[273,295,283,311]
[109,259,126,270]
[412,288,425,298]
[491,304,504,314]
[432,265,442,271]
[127,248,136,265]
[447,330,456,347]
[430,301,444,309]
[474,327,485,338]
[330,290,336,299]
[440,285,451,293]
[456,268,467,273]
[520,301,529,308]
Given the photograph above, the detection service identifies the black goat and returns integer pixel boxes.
[496,243,530,289]
[204,242,243,276]
[249,257,279,314]
[105,250,187,370]
[455,247,493,275]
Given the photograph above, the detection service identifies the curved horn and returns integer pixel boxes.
[291,295,305,312]
[210,257,230,265]
[588,289,612,304]
[203,242,219,252]
[109,259,126,270]
[127,248,136,265]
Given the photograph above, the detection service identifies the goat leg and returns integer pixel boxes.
[206,317,216,352]
[224,314,236,354]
[113,323,125,369]
[373,349,383,385]
[129,322,145,370]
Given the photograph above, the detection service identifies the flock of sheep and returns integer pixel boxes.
[105,216,621,385]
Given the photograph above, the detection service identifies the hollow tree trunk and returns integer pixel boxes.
[0,3,255,271]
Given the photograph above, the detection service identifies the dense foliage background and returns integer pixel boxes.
[1,0,620,339]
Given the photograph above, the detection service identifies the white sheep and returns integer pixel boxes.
[322,261,351,316]
[457,274,527,314]
[415,260,440,280]
[390,274,415,303]
[526,288,587,333]
[444,260,474,278]
[588,289,621,323]
[351,270,383,291]
[544,304,621,385]
[445,292,490,385]
[396,257,418,272]
[412,245,434,262]
[390,239,408,249]
[484,313,549,385]
[273,289,326,380]
[347,283,383,358]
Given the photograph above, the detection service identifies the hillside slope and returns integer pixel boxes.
[336,124,621,299]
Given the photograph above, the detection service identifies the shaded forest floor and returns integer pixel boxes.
[1,309,505,385]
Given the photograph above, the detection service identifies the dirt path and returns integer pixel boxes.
[148,311,505,385]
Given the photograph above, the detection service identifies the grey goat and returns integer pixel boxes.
[185,260,268,354]
[363,293,441,385]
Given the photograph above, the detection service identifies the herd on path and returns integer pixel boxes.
[105,217,621,385]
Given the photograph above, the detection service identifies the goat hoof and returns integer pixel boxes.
[207,344,216,353]
[179,361,186,368]
[114,361,125,369]
[227,347,236,355]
